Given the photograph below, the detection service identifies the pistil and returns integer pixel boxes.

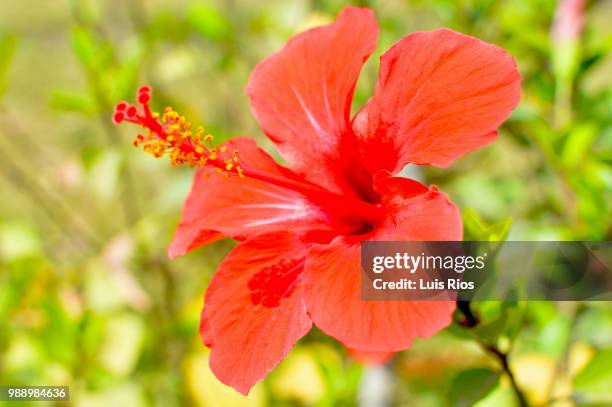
[113,86,384,227]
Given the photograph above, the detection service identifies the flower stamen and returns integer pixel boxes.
[113,86,243,177]
[113,86,385,227]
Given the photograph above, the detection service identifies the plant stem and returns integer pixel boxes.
[483,344,528,407]
[456,301,529,407]
[457,300,479,327]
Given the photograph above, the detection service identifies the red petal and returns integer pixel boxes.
[304,238,455,351]
[374,176,463,240]
[373,170,428,200]
[205,232,312,394]
[168,137,332,258]
[200,308,214,348]
[247,7,378,195]
[354,29,521,175]
[303,185,461,351]
[169,230,223,259]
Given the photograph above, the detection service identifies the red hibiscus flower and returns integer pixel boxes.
[114,7,520,394]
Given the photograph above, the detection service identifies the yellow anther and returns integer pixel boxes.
[128,101,243,178]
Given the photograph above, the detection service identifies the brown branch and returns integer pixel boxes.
[457,301,529,407]
[483,343,529,407]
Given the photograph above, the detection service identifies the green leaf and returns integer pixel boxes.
[473,302,524,344]
[535,314,572,357]
[112,46,144,100]
[71,27,99,71]
[552,39,580,82]
[574,307,612,348]
[562,123,598,168]
[187,4,231,41]
[574,347,612,402]
[50,91,97,115]
[462,208,512,242]
[448,368,501,407]
[0,33,16,99]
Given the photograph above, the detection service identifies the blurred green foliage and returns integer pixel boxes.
[0,0,611,406]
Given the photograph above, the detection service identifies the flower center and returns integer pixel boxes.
[113,86,384,233]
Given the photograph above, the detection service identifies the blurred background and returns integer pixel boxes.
[0,0,611,405]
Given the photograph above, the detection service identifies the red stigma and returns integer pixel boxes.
[138,86,151,104]
[126,106,137,118]
[138,93,151,105]
[113,111,124,124]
